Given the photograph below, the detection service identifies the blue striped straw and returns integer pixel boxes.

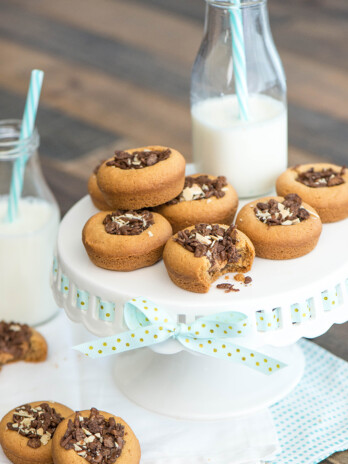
[7,69,44,222]
[230,0,250,121]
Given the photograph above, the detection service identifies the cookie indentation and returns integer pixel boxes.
[254,194,310,226]
[7,403,63,448]
[167,175,228,204]
[174,224,240,272]
[103,210,154,235]
[296,166,345,188]
[106,148,171,170]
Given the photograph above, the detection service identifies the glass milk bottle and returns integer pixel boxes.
[191,0,287,198]
[0,120,60,325]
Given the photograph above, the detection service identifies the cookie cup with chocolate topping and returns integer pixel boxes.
[97,145,186,210]
[163,224,255,293]
[155,174,239,233]
[82,210,172,271]
[0,401,73,464]
[0,322,47,366]
[236,195,322,260]
[52,409,140,464]
[276,163,348,223]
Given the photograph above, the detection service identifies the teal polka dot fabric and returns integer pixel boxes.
[271,339,348,463]
[98,298,115,322]
[76,288,89,310]
[256,308,280,331]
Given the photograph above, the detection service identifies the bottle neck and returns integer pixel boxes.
[204,0,269,37]
[0,120,39,162]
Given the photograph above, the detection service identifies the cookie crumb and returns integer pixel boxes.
[234,273,245,282]
[224,275,229,280]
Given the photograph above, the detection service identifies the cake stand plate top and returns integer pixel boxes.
[54,195,348,346]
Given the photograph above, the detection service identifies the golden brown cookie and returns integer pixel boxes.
[276,163,348,223]
[82,209,172,271]
[52,408,141,464]
[0,321,47,367]
[163,224,255,293]
[236,194,322,260]
[155,174,239,233]
[88,160,110,210]
[0,401,73,464]
[96,146,186,209]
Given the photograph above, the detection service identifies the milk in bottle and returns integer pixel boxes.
[0,120,60,325]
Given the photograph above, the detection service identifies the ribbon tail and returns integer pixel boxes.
[178,336,287,375]
[74,324,171,359]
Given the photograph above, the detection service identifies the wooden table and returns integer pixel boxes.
[0,0,347,462]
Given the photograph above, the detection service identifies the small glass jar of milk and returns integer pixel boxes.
[0,120,60,325]
[191,0,287,198]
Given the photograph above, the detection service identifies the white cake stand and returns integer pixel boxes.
[52,196,348,420]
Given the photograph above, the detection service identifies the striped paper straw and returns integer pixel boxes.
[230,0,250,121]
[7,69,44,222]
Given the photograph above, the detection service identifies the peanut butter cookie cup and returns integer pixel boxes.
[163,223,255,293]
[276,163,348,223]
[0,321,47,367]
[97,146,185,209]
[155,174,238,233]
[82,209,172,271]
[236,194,322,260]
[52,408,140,464]
[88,160,110,211]
[0,401,73,464]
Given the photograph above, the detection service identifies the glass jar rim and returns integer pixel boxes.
[0,119,40,160]
[206,0,266,7]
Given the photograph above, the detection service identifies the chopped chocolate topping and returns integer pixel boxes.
[0,321,31,360]
[7,403,64,448]
[296,166,345,188]
[93,159,107,175]
[103,210,154,235]
[167,175,228,205]
[254,194,310,226]
[174,224,240,273]
[106,148,171,170]
[216,283,240,293]
[60,408,124,464]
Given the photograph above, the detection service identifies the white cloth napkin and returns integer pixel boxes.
[0,312,279,463]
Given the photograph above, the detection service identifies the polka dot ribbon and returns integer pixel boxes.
[74,297,287,375]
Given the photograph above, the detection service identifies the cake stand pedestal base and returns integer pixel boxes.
[113,343,305,420]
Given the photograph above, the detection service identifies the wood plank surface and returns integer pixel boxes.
[0,0,347,462]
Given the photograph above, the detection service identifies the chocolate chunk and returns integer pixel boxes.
[146,153,157,166]
[60,408,125,464]
[296,166,345,188]
[216,283,240,293]
[75,427,86,441]
[106,148,171,170]
[103,210,154,236]
[28,438,41,448]
[244,276,252,284]
[104,436,115,448]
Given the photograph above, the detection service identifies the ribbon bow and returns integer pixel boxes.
[74,297,286,375]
